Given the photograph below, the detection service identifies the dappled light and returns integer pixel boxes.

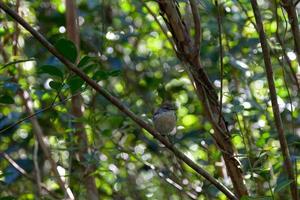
[0,0,299,199]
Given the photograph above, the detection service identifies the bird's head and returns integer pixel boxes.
[160,101,177,111]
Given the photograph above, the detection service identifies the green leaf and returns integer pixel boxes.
[102,129,112,137]
[0,196,17,200]
[55,38,78,63]
[38,65,64,79]
[78,55,93,68]
[49,81,62,90]
[274,179,293,193]
[78,56,99,73]
[257,169,271,180]
[0,95,14,104]
[109,69,121,77]
[93,70,109,80]
[67,76,84,93]
[232,104,244,113]
[83,64,98,73]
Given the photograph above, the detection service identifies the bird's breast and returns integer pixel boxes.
[153,111,176,135]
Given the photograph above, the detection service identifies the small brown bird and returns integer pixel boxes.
[153,102,184,176]
[153,102,177,137]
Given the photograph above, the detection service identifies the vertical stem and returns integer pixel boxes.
[10,1,73,198]
[274,0,300,91]
[65,0,99,199]
[215,0,224,122]
[281,0,300,66]
[0,2,237,199]
[250,1,298,199]
[157,1,248,197]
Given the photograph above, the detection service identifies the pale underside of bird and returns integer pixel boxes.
[153,109,177,136]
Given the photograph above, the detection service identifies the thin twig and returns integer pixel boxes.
[1,152,61,199]
[250,0,298,199]
[189,0,201,51]
[33,139,42,195]
[19,90,75,200]
[157,1,248,197]
[141,1,177,53]
[237,0,299,91]
[215,0,224,123]
[275,0,299,185]
[12,0,20,57]
[0,58,35,70]
[12,0,42,195]
[66,0,99,198]
[113,141,198,199]
[274,0,300,91]
[0,90,84,135]
[0,2,237,199]
[281,0,300,66]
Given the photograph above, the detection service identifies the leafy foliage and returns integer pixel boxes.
[0,0,299,199]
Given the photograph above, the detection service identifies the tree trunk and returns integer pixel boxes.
[65,0,99,199]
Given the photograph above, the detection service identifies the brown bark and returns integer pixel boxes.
[281,0,300,66]
[157,1,248,198]
[274,1,300,91]
[2,152,61,199]
[0,2,238,199]
[250,0,298,199]
[20,92,74,199]
[7,1,74,198]
[65,0,99,199]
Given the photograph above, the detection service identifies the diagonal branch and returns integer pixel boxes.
[4,3,74,198]
[1,152,61,199]
[19,91,75,200]
[0,2,237,199]
[13,0,41,196]
[0,91,83,135]
[141,1,177,54]
[156,1,248,197]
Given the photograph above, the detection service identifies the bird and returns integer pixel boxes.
[153,102,184,176]
[153,101,177,138]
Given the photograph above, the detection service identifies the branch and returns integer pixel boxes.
[65,0,99,199]
[189,0,201,51]
[281,0,300,66]
[19,90,75,200]
[13,1,43,195]
[237,0,300,91]
[214,0,224,122]
[0,2,237,199]
[8,2,74,198]
[152,1,248,197]
[33,139,42,195]
[114,141,199,199]
[250,1,298,199]
[0,91,83,135]
[141,1,177,54]
[1,152,61,199]
[274,0,300,90]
